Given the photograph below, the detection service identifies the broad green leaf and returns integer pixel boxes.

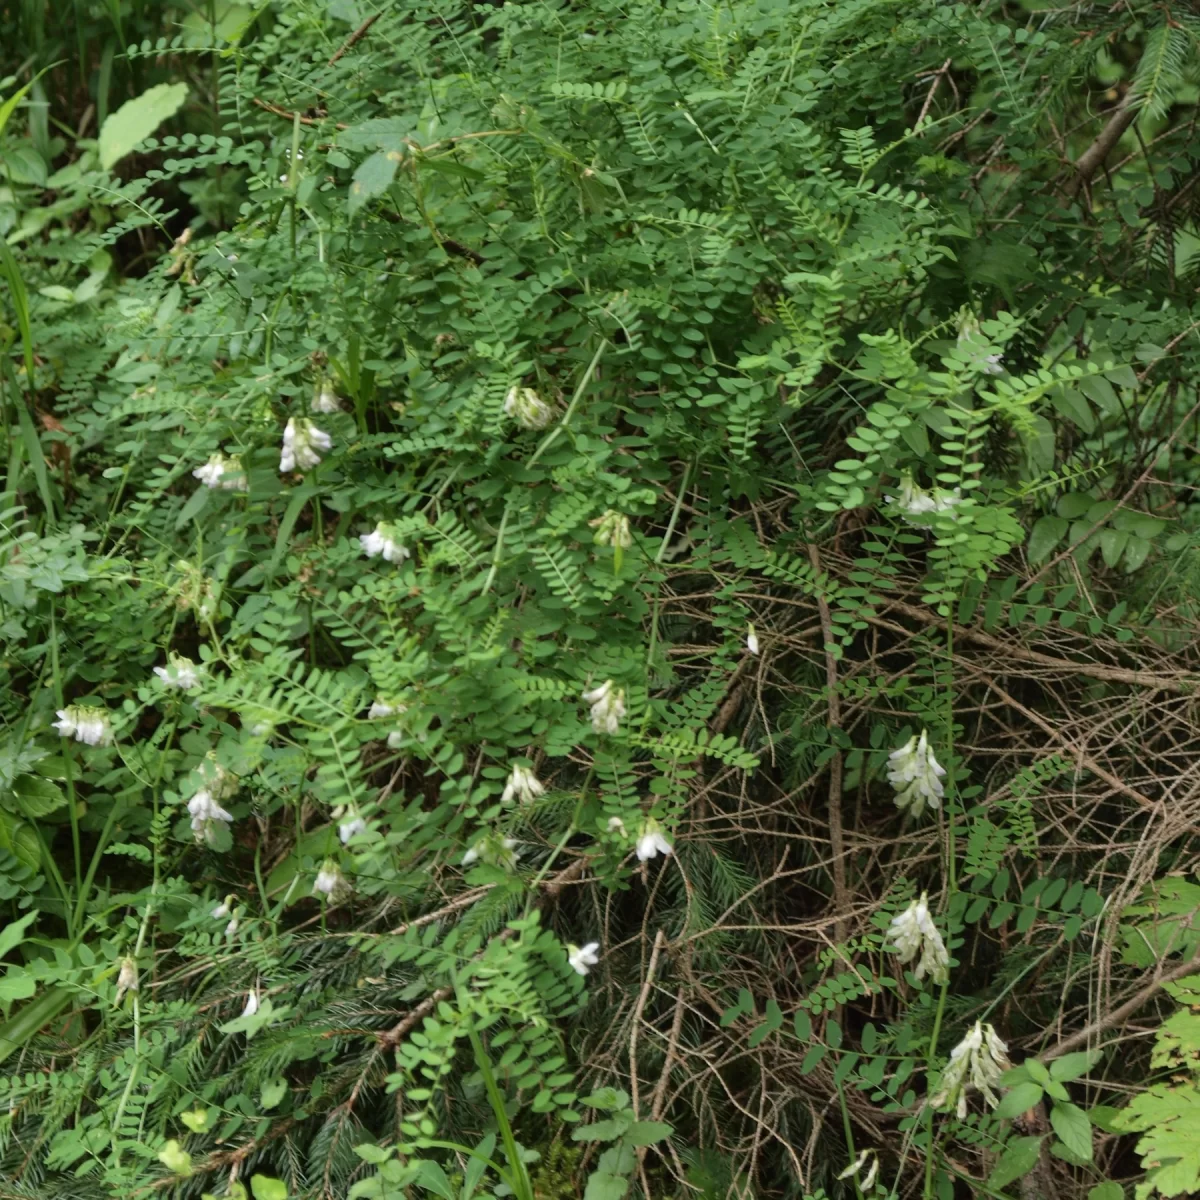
[0,967,36,1006]
[348,150,404,214]
[583,1173,629,1200]
[10,774,65,818]
[413,1160,455,1200]
[987,1135,1042,1190]
[259,1077,287,1110]
[250,1176,289,1200]
[1027,515,1067,563]
[0,910,37,960]
[1049,1051,1100,1083]
[1049,1100,1093,1163]
[994,1081,1043,1119]
[180,1108,211,1132]
[1087,1184,1123,1200]
[1051,387,1095,433]
[158,1139,193,1176]
[99,83,189,169]
[1122,536,1152,573]
[623,1120,673,1147]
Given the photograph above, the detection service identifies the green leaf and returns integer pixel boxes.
[99,82,189,169]
[1087,1184,1123,1200]
[413,1160,455,1200]
[623,1120,673,1147]
[250,1177,288,1200]
[1049,1051,1099,1083]
[1049,1100,1093,1163]
[1028,515,1067,564]
[10,775,65,819]
[260,1077,287,1110]
[987,1136,1043,1190]
[180,1108,211,1133]
[158,1139,194,1177]
[348,150,403,214]
[0,910,37,960]
[572,1116,633,1143]
[1051,387,1095,433]
[583,1173,629,1200]
[0,967,36,1006]
[1122,536,1152,573]
[994,1081,1044,1119]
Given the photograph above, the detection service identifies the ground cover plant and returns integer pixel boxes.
[5,2,1200,1199]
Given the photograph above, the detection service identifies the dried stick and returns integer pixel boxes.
[328,11,381,64]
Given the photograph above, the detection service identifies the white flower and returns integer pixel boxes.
[567,941,601,976]
[387,729,405,749]
[359,522,411,563]
[192,453,247,491]
[884,472,962,529]
[957,315,1006,375]
[606,815,628,836]
[930,1021,1010,1118]
[242,989,259,1017]
[211,895,233,920]
[463,834,520,870]
[313,861,345,897]
[590,510,633,549]
[837,1149,878,1191]
[280,417,332,473]
[153,653,202,691]
[636,820,673,862]
[368,698,396,719]
[982,353,1004,374]
[116,956,139,1002]
[311,380,342,413]
[339,815,367,844]
[887,730,946,818]
[746,624,759,655]
[583,679,626,735]
[188,788,234,844]
[504,385,555,430]
[225,915,240,938]
[53,705,113,746]
[501,763,545,806]
[888,893,950,984]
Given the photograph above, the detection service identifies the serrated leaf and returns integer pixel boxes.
[10,774,65,819]
[994,1081,1044,1119]
[1049,1100,1093,1162]
[1049,1050,1100,1083]
[623,1120,672,1147]
[99,83,189,169]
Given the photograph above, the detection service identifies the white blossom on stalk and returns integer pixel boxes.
[746,624,759,655]
[887,893,950,984]
[192,452,247,491]
[153,653,202,691]
[957,314,1005,375]
[636,819,673,862]
[583,679,626,735]
[567,942,601,976]
[53,705,113,746]
[887,730,946,818]
[590,510,632,549]
[115,956,139,1003]
[462,833,520,870]
[930,1021,1011,1118]
[885,472,962,528]
[339,815,367,844]
[211,894,234,920]
[188,789,234,845]
[501,763,544,806]
[313,860,346,898]
[225,914,240,938]
[837,1149,879,1191]
[504,385,555,430]
[242,989,259,1017]
[279,417,332,473]
[359,522,410,563]
[606,815,628,836]
[368,697,404,720]
[311,379,342,414]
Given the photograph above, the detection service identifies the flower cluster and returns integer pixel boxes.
[501,763,544,806]
[956,313,1005,375]
[567,941,600,975]
[192,452,248,491]
[313,859,349,899]
[503,385,555,430]
[887,730,946,818]
[311,378,342,414]
[359,522,411,563]
[930,1021,1011,1118]
[153,653,202,691]
[636,819,673,862]
[53,705,113,746]
[887,893,950,984]
[583,679,626,735]
[280,418,331,473]
[172,560,219,622]
[463,832,520,870]
[838,1149,879,1192]
[885,472,962,529]
[187,756,239,847]
[589,509,632,549]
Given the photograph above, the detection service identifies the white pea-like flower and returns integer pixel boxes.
[211,894,233,920]
[280,417,332,473]
[885,472,962,529]
[339,815,367,844]
[368,697,403,720]
[746,624,759,655]
[501,763,544,806]
[53,705,113,746]
[887,730,946,818]
[888,892,950,984]
[504,385,555,430]
[583,679,626,735]
[188,789,234,845]
[606,815,628,836]
[313,861,346,898]
[930,1020,1011,1118]
[225,914,240,938]
[957,315,1006,375]
[192,453,247,491]
[153,653,202,691]
[590,510,633,549]
[837,1149,879,1191]
[359,522,410,563]
[115,956,139,1003]
[462,833,520,870]
[311,379,342,413]
[567,941,601,976]
[635,819,673,862]
[242,989,259,1018]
